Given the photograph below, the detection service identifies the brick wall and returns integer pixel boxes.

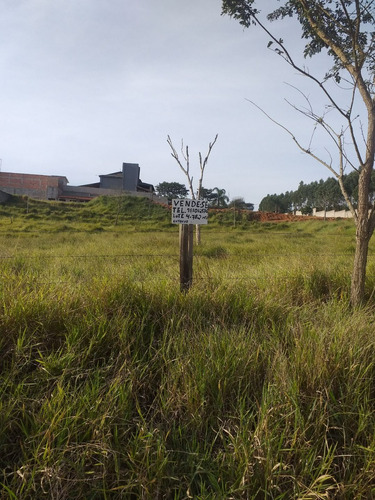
[0,172,67,199]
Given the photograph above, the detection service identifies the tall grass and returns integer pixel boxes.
[1,198,375,498]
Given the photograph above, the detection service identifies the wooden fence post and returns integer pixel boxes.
[173,198,207,292]
[180,223,193,292]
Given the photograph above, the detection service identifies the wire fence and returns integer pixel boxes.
[0,228,372,287]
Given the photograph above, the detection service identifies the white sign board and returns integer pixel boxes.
[172,199,208,225]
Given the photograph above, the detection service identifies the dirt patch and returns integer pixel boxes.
[209,209,324,222]
[255,212,317,222]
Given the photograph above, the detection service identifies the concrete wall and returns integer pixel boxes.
[59,184,167,204]
[314,209,354,218]
[59,185,122,200]
[122,163,140,191]
[0,190,12,203]
[295,209,354,218]
[99,175,122,190]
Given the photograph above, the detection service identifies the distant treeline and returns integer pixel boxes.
[259,171,375,214]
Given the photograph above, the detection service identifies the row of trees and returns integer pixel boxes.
[155,181,254,210]
[259,172,375,214]
[160,171,373,214]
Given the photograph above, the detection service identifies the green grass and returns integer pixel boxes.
[1,195,375,498]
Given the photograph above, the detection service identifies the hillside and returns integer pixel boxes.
[0,195,172,232]
[0,194,354,233]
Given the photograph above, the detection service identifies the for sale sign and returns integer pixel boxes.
[172,199,209,225]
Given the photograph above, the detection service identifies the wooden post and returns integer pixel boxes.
[180,224,193,292]
[188,224,193,284]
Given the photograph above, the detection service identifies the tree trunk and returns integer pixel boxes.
[351,221,370,306]
[350,165,374,306]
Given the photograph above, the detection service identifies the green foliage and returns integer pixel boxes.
[210,187,229,207]
[199,186,230,207]
[259,192,291,212]
[301,205,313,215]
[228,196,254,210]
[259,174,374,213]
[221,1,375,77]
[155,181,188,199]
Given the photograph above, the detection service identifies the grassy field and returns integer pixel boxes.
[1,195,375,498]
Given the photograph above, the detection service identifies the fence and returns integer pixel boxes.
[0,228,371,289]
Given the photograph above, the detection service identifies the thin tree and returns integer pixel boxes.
[222,0,375,306]
[167,134,218,244]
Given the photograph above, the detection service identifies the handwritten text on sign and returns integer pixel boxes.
[172,199,208,225]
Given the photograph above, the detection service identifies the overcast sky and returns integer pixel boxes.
[0,0,357,208]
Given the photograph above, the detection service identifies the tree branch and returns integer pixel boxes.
[246,98,356,217]
[167,135,195,198]
[167,134,218,201]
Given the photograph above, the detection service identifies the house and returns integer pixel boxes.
[85,163,154,193]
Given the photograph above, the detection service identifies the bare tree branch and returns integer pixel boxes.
[253,11,354,118]
[222,0,375,304]
[167,135,195,198]
[167,134,218,244]
[197,134,218,199]
[282,82,361,170]
[246,98,357,218]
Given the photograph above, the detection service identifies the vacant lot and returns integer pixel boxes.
[1,197,375,498]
